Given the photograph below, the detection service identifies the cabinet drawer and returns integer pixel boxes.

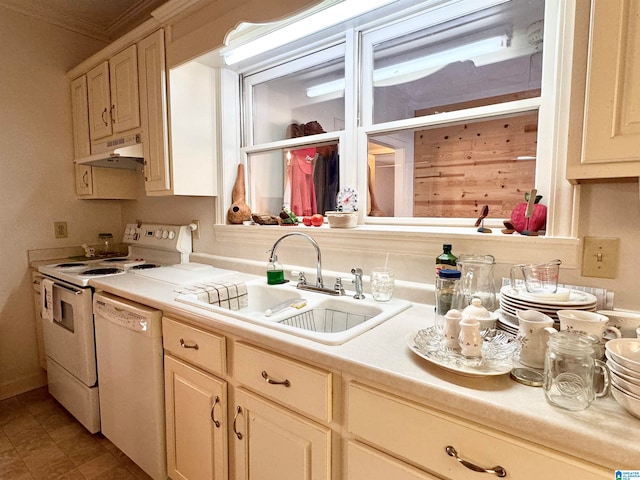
[347,441,439,480]
[348,382,609,480]
[162,317,226,375]
[233,342,332,422]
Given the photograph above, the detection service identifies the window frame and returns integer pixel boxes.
[227,0,578,240]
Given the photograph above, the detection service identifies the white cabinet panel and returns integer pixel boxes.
[568,0,640,180]
[232,388,331,480]
[347,382,609,480]
[165,355,228,480]
[87,61,112,141]
[70,76,90,158]
[86,46,140,142]
[138,30,171,193]
[109,45,140,133]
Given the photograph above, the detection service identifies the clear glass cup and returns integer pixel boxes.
[370,267,394,302]
[543,331,610,411]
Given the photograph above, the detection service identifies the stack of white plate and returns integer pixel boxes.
[605,339,640,419]
[498,286,597,330]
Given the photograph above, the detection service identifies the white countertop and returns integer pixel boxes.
[89,267,640,471]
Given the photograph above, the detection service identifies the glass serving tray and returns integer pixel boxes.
[406,326,518,377]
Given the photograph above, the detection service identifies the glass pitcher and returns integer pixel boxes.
[451,254,497,312]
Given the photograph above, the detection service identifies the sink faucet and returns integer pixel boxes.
[269,232,325,289]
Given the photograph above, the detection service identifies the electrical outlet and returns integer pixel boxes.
[582,237,619,279]
[54,222,68,239]
[192,220,200,240]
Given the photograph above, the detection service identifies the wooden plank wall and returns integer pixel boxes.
[413,94,538,219]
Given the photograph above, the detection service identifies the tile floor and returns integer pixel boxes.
[0,387,152,480]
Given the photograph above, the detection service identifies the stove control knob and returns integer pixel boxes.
[168,230,176,240]
[162,230,169,239]
[155,229,162,239]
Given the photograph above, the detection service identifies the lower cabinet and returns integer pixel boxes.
[164,355,228,480]
[161,315,611,480]
[347,382,610,480]
[347,441,439,480]
[232,388,332,480]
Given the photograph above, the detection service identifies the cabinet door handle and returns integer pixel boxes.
[210,395,220,428]
[82,170,89,187]
[261,370,291,387]
[110,105,116,124]
[233,406,243,440]
[179,338,199,350]
[101,107,109,126]
[445,446,506,477]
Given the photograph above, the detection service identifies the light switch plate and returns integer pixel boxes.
[582,237,619,279]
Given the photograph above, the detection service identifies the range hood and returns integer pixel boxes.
[75,133,144,171]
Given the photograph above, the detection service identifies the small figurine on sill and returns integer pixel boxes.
[227,164,252,224]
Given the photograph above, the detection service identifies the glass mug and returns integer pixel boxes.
[543,331,610,411]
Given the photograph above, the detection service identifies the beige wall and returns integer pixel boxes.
[0,7,117,398]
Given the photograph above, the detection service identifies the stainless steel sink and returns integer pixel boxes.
[175,279,411,345]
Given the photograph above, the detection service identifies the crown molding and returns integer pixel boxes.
[0,0,164,42]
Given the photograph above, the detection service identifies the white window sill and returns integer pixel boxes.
[212,223,581,269]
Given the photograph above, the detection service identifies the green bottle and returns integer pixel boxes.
[436,244,457,275]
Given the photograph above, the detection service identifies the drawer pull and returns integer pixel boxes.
[180,338,199,350]
[261,370,291,387]
[233,406,243,439]
[445,446,506,478]
[210,396,220,428]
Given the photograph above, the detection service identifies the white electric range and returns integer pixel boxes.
[37,222,196,434]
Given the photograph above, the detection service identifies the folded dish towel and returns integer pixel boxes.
[41,278,54,322]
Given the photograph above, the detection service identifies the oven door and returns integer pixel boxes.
[41,278,97,386]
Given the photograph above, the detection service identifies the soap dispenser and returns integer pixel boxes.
[266,255,285,285]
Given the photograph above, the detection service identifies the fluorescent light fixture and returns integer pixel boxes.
[222,0,397,65]
[374,35,509,86]
[306,34,511,97]
[306,78,346,98]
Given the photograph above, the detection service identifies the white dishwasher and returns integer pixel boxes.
[93,292,166,480]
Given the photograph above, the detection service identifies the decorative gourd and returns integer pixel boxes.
[510,193,547,233]
[227,164,252,224]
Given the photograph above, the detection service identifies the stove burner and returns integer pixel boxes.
[56,263,88,268]
[130,264,159,270]
[81,268,124,275]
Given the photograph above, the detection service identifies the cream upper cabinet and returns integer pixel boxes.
[232,388,331,480]
[87,45,140,142]
[74,165,138,199]
[70,73,138,200]
[138,29,218,196]
[70,76,90,158]
[138,30,171,193]
[567,0,640,180]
